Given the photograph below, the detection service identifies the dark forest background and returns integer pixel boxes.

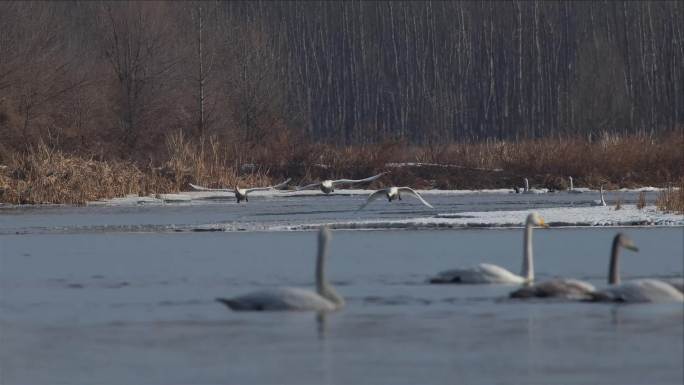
[1,1,682,162]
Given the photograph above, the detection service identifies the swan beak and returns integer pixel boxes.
[625,244,639,252]
[539,219,549,228]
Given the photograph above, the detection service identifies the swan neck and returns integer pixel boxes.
[569,177,574,190]
[521,221,534,281]
[315,237,327,295]
[609,236,621,285]
[524,178,529,192]
[600,187,605,205]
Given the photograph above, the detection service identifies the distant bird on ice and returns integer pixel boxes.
[358,186,434,210]
[296,173,386,194]
[189,178,291,203]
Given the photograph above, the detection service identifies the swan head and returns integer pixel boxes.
[615,233,639,252]
[321,180,333,189]
[526,212,549,228]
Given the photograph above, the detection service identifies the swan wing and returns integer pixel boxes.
[591,279,684,303]
[245,178,292,193]
[188,183,235,193]
[397,187,434,208]
[510,278,596,299]
[295,182,322,191]
[358,189,388,210]
[217,287,337,311]
[429,263,525,284]
[331,172,386,186]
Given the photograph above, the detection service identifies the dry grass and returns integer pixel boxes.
[636,191,647,210]
[656,181,684,215]
[1,131,682,204]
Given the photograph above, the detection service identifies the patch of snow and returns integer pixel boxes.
[273,205,683,231]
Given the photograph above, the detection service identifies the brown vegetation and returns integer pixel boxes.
[1,132,682,204]
[656,181,684,215]
[636,192,647,210]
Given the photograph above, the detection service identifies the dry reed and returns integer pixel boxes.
[656,181,684,214]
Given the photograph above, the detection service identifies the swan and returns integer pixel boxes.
[589,233,684,303]
[296,172,386,194]
[523,178,548,194]
[591,186,607,206]
[568,176,591,193]
[216,227,345,311]
[428,212,548,284]
[189,178,291,203]
[663,277,684,293]
[358,187,434,210]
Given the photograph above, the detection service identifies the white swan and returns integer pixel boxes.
[523,178,548,194]
[189,178,291,203]
[663,277,684,293]
[428,213,548,284]
[296,173,386,194]
[358,186,434,210]
[591,186,607,206]
[568,176,591,193]
[589,233,684,303]
[216,227,345,311]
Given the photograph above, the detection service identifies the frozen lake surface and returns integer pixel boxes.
[1,192,682,384]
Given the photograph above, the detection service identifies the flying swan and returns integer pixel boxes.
[588,233,684,303]
[428,212,548,284]
[296,172,386,194]
[216,227,345,311]
[189,178,291,203]
[358,186,434,210]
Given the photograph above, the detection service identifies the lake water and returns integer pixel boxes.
[1,194,682,385]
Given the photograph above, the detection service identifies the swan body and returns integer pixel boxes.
[664,277,684,293]
[429,263,527,284]
[591,186,607,206]
[568,176,590,193]
[428,213,548,285]
[523,178,548,194]
[510,278,596,300]
[216,227,344,312]
[588,233,683,303]
[591,279,684,303]
[189,178,291,203]
[358,186,434,210]
[216,287,338,311]
[297,173,386,194]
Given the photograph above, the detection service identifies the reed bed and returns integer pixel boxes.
[1,131,682,205]
[656,181,684,215]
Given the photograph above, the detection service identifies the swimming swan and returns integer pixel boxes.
[523,178,548,194]
[189,178,291,203]
[589,233,684,303]
[568,176,590,193]
[296,173,386,194]
[591,186,607,206]
[358,187,434,210]
[428,213,548,284]
[216,227,345,311]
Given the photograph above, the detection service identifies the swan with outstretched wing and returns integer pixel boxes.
[189,178,291,203]
[296,172,386,194]
[358,186,434,210]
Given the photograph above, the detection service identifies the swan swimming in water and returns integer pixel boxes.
[296,173,386,194]
[523,178,548,194]
[591,186,607,206]
[428,213,548,284]
[216,227,345,311]
[189,178,291,203]
[568,176,591,193]
[588,233,684,303]
[358,186,434,210]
